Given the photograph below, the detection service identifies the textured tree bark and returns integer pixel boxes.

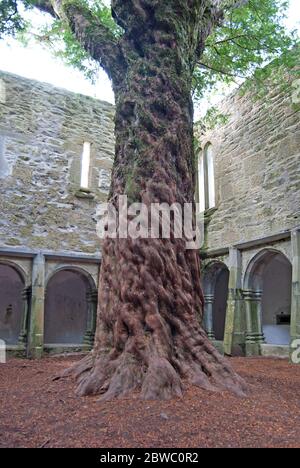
[62,0,247,400]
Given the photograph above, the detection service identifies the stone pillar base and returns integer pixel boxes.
[18,333,27,346]
[207,331,216,340]
[245,342,262,357]
[83,331,95,348]
[30,345,44,360]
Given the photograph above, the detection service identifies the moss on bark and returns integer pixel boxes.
[61,0,247,400]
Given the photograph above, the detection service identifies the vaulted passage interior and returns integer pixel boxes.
[0,263,24,345]
[262,253,292,345]
[245,250,292,346]
[44,269,91,345]
[203,262,229,342]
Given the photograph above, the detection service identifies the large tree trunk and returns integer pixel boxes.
[65,0,247,400]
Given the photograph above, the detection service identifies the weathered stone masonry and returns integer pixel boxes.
[1,68,299,361]
[198,71,300,359]
[0,70,114,252]
[0,71,115,356]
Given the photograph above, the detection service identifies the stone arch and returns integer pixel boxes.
[202,261,229,341]
[44,266,97,346]
[203,260,228,293]
[244,248,290,290]
[0,261,26,345]
[45,265,97,291]
[244,248,292,346]
[0,260,27,284]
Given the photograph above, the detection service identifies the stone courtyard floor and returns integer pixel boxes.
[0,355,299,448]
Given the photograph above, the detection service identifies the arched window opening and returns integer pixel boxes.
[198,143,216,212]
[80,141,91,189]
[0,79,6,104]
[244,250,292,346]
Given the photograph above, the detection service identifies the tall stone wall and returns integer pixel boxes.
[0,71,115,254]
[198,75,300,251]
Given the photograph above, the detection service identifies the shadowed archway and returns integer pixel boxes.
[0,262,25,345]
[44,267,97,346]
[202,261,229,341]
[244,249,292,346]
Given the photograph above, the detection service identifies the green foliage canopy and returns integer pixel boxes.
[0,0,299,99]
[0,0,27,37]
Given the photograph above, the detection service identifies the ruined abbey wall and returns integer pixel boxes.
[0,69,299,358]
[198,72,300,359]
[0,71,115,255]
[199,76,300,251]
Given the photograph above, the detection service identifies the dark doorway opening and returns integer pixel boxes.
[0,264,24,345]
[212,267,229,341]
[44,269,90,345]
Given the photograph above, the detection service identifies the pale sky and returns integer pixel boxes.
[0,0,299,108]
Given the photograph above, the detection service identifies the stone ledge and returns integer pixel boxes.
[0,246,101,262]
[6,345,26,358]
[260,344,289,359]
[75,188,95,200]
[43,344,92,355]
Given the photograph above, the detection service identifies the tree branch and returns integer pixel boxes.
[30,0,126,84]
[213,33,250,45]
[194,0,249,61]
[198,61,245,80]
[29,0,56,17]
[211,0,249,12]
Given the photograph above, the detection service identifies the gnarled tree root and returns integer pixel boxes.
[62,333,247,400]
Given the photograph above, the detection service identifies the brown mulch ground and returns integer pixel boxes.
[0,355,299,448]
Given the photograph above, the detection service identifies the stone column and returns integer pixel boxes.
[28,253,45,359]
[83,289,98,347]
[18,286,31,347]
[290,228,300,362]
[243,290,264,356]
[203,294,215,340]
[254,291,264,345]
[224,248,244,355]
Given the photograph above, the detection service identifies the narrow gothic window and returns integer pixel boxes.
[80,142,91,189]
[0,138,9,179]
[0,79,6,104]
[198,143,215,212]
[198,152,205,213]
